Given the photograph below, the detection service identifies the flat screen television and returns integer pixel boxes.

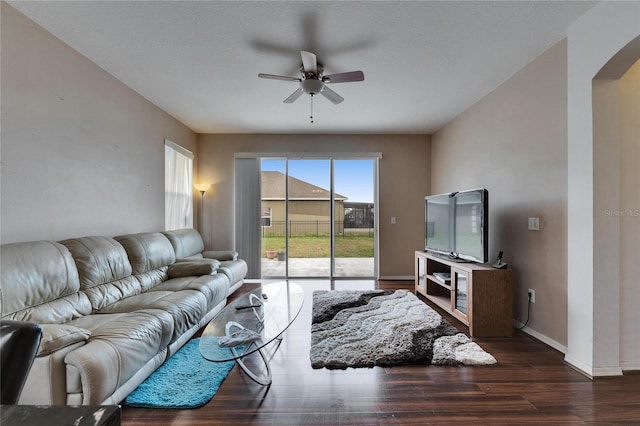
[425,188,488,263]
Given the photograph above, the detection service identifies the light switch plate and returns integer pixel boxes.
[528,217,540,231]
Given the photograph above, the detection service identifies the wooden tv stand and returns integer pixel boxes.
[415,251,513,337]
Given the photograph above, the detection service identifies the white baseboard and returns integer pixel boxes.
[592,366,624,376]
[513,321,625,378]
[512,320,567,354]
[562,354,594,378]
[620,361,640,372]
[564,358,624,377]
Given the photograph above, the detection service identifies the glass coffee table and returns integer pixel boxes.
[199,281,304,386]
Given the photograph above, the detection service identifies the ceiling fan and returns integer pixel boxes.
[258,51,364,122]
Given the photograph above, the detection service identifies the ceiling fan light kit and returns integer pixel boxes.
[258,50,364,123]
[301,78,324,95]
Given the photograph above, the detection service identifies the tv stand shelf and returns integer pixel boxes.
[415,251,513,337]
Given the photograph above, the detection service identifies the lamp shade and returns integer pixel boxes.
[194,183,211,193]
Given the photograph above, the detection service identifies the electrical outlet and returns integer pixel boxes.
[391,216,397,224]
[528,289,536,303]
[528,217,540,231]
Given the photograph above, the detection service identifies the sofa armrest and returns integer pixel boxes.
[37,324,91,356]
[167,261,217,278]
[203,250,238,261]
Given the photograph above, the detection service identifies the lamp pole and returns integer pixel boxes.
[199,190,205,230]
[194,184,211,231]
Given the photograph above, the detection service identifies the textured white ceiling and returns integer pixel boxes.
[9,1,596,134]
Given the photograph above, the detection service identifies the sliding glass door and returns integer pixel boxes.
[260,157,377,279]
[287,159,332,278]
[333,159,375,278]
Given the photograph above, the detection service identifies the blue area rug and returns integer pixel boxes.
[124,338,235,409]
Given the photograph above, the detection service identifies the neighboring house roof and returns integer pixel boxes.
[261,171,347,201]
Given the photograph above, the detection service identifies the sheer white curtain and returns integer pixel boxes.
[165,141,194,231]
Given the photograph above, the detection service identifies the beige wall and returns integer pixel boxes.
[431,40,568,347]
[616,60,640,369]
[196,134,430,278]
[1,3,197,243]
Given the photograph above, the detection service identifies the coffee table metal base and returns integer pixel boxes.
[230,337,282,386]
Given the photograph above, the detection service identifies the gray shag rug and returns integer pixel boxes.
[310,289,497,369]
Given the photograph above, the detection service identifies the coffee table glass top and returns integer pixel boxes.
[200,281,304,362]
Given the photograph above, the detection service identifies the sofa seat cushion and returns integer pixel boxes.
[133,267,170,292]
[150,274,230,311]
[66,311,174,349]
[64,309,174,405]
[97,290,208,341]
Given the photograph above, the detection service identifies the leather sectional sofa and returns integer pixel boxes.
[0,229,247,406]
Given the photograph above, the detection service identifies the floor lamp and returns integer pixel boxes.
[194,183,211,231]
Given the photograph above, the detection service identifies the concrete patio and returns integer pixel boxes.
[261,257,375,278]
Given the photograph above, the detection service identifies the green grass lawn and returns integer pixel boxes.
[262,234,373,258]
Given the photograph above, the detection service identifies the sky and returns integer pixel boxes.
[261,158,374,203]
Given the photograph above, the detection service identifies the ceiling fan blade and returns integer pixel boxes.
[283,88,304,103]
[320,85,344,104]
[258,73,300,82]
[323,70,365,84]
[300,51,318,75]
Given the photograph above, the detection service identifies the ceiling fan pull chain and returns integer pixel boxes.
[310,94,314,124]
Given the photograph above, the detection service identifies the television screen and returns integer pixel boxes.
[452,189,488,263]
[425,192,452,256]
[425,188,488,263]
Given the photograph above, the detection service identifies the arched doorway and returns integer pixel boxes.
[591,38,640,374]
[566,3,640,376]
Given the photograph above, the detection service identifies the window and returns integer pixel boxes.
[261,207,272,227]
[165,140,194,230]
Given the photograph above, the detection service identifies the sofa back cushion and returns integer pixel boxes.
[60,236,142,311]
[0,241,91,323]
[162,228,205,259]
[115,232,176,290]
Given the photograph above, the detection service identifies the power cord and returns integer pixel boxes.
[517,291,533,330]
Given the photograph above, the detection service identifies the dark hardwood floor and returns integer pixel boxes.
[120,280,640,425]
